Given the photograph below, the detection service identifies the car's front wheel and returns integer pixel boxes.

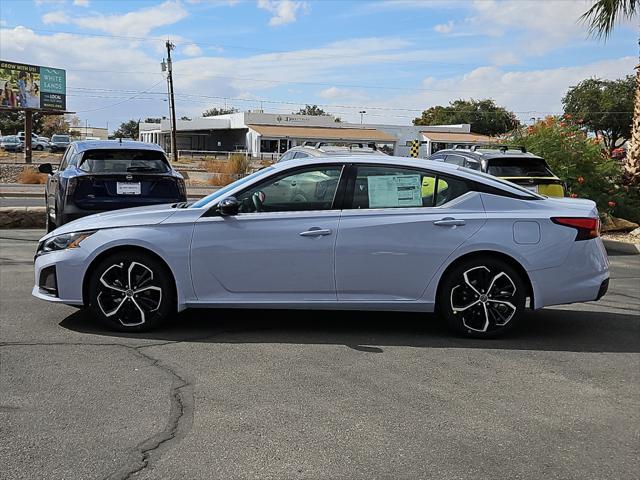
[438,258,526,338]
[88,251,175,332]
[35,145,44,151]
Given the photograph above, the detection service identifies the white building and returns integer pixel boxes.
[139,111,493,158]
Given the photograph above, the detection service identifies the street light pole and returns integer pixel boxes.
[359,110,366,124]
[165,40,178,163]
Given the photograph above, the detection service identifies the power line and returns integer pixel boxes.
[0,24,478,67]
[73,79,166,113]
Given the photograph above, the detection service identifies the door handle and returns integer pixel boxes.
[299,227,333,237]
[434,218,466,227]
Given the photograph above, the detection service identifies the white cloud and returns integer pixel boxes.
[183,43,203,56]
[257,0,309,26]
[73,0,90,6]
[71,0,188,36]
[42,10,69,25]
[318,86,368,101]
[433,21,453,34]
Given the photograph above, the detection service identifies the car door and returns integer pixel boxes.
[335,164,486,301]
[190,164,346,303]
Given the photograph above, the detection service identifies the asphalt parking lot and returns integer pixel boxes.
[1,229,638,480]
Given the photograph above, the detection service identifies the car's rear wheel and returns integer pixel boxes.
[35,145,43,151]
[88,251,175,332]
[438,258,526,338]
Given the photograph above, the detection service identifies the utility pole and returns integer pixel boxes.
[24,110,33,164]
[165,40,178,162]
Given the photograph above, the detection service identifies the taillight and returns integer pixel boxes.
[176,178,186,198]
[551,217,600,241]
[66,177,78,197]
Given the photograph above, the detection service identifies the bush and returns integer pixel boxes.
[206,153,251,187]
[17,167,47,184]
[509,116,638,219]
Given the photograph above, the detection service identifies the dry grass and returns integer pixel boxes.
[17,167,48,184]
[206,153,251,187]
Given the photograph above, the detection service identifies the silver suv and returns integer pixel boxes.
[277,142,384,163]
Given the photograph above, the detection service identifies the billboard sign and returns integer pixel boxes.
[0,60,66,111]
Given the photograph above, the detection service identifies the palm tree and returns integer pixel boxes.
[582,0,639,185]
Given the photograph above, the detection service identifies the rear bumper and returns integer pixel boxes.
[529,238,609,308]
[59,199,183,225]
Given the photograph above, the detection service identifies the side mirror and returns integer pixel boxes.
[218,196,240,216]
[38,163,53,175]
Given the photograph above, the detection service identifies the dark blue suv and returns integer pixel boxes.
[39,140,187,232]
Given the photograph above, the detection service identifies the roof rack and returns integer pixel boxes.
[468,144,527,153]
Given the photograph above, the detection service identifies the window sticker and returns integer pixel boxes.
[367,174,422,208]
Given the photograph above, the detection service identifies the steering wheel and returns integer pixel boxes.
[252,191,265,212]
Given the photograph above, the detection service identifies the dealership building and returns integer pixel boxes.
[138,111,493,158]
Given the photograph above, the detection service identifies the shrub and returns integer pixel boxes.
[206,153,251,187]
[17,167,47,184]
[509,116,635,218]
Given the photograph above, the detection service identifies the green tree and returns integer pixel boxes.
[144,117,162,123]
[0,110,43,136]
[412,99,520,136]
[296,105,328,116]
[113,119,140,139]
[202,107,237,117]
[581,0,638,38]
[562,76,634,153]
[580,0,639,186]
[180,116,191,121]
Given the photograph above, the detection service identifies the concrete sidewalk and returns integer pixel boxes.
[0,183,215,198]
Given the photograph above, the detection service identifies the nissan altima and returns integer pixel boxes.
[33,156,609,338]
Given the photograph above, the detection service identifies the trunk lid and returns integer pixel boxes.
[71,173,184,210]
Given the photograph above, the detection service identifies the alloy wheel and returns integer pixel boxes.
[96,261,162,327]
[450,266,517,333]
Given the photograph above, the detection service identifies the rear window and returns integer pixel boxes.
[51,135,69,142]
[79,149,170,174]
[487,157,553,177]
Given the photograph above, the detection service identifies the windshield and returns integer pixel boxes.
[487,157,553,177]
[190,167,275,208]
[460,166,544,199]
[79,149,170,173]
[51,135,69,142]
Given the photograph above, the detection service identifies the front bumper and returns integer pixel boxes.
[32,248,88,306]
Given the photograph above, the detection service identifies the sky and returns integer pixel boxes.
[0,0,637,131]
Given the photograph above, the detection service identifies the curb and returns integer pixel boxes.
[0,207,46,229]
[603,239,640,255]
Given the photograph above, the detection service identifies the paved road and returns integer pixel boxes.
[1,230,638,480]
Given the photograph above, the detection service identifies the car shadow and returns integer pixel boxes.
[59,306,640,354]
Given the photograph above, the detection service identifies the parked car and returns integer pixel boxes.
[277,143,384,163]
[38,140,187,232]
[429,146,566,197]
[49,134,71,153]
[0,135,24,152]
[33,155,608,338]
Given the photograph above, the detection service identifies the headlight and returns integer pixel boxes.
[36,231,96,256]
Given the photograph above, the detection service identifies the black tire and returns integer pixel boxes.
[437,257,526,338]
[87,251,175,332]
[35,145,44,151]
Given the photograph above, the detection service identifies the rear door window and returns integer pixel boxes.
[348,165,471,209]
[79,149,170,173]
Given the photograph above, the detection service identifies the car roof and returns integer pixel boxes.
[435,147,544,161]
[72,140,164,153]
[287,145,380,156]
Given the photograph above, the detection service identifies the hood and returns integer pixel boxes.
[42,203,178,240]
